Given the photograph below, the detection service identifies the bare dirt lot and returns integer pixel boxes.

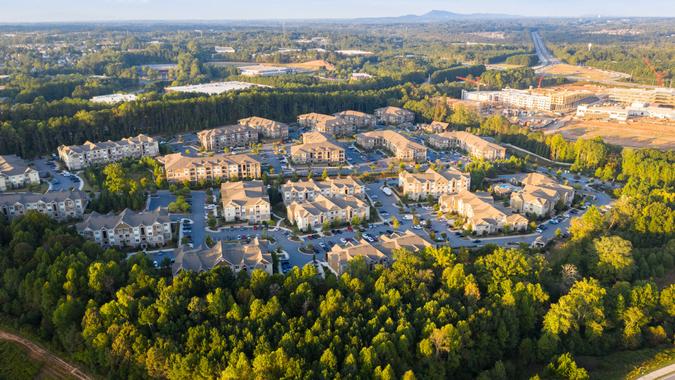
[540,63,631,82]
[551,119,675,150]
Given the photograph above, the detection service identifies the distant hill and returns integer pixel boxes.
[351,10,520,24]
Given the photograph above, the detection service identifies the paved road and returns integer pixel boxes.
[531,30,560,68]
[636,363,675,380]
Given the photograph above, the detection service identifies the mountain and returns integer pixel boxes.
[351,10,520,24]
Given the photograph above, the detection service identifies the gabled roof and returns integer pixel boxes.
[77,207,170,231]
[0,155,35,176]
[379,230,431,256]
[0,190,87,206]
[221,180,270,207]
[172,238,271,276]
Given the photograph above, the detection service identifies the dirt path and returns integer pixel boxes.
[0,329,92,380]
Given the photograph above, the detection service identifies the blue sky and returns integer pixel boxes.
[0,0,673,22]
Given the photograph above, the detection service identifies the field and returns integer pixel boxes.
[287,60,336,71]
[540,63,631,82]
[552,119,675,150]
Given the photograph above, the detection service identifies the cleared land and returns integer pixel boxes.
[287,60,335,71]
[540,63,631,82]
[552,119,675,150]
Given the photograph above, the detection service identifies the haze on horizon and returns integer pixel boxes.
[0,0,673,23]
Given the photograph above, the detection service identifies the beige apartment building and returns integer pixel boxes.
[0,155,40,191]
[290,132,345,165]
[281,177,364,205]
[327,239,390,275]
[286,194,370,231]
[297,113,354,137]
[510,173,575,217]
[428,131,506,161]
[76,207,173,248]
[197,124,259,151]
[238,116,289,140]
[374,106,415,125]
[0,191,88,220]
[356,130,427,162]
[58,134,159,171]
[333,110,377,129]
[220,180,271,224]
[398,168,470,201]
[161,153,261,183]
[607,87,675,107]
[172,238,274,276]
[421,121,449,134]
[379,230,432,256]
[440,190,528,235]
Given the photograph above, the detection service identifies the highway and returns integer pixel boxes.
[531,30,560,68]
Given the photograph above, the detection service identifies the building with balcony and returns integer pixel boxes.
[0,191,87,220]
[356,130,427,162]
[398,168,470,201]
[161,153,261,183]
[286,194,370,232]
[290,132,345,165]
[220,180,271,224]
[440,190,528,235]
[374,106,415,125]
[0,155,40,191]
[172,238,274,276]
[428,131,506,161]
[281,177,364,205]
[510,173,575,217]
[197,125,259,152]
[76,208,173,248]
[58,134,159,171]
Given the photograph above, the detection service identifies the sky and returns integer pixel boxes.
[0,0,673,22]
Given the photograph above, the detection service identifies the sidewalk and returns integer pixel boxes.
[636,364,675,380]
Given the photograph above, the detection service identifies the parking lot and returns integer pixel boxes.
[32,157,83,192]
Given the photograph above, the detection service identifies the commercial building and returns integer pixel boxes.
[0,191,87,220]
[333,110,377,129]
[197,125,259,151]
[0,155,40,191]
[76,208,173,249]
[510,173,575,217]
[90,93,138,104]
[297,113,354,137]
[161,153,261,183]
[290,132,345,165]
[374,106,415,125]
[281,177,364,205]
[58,134,159,171]
[172,238,274,276]
[356,130,427,162]
[286,194,370,231]
[576,103,675,121]
[461,88,590,112]
[327,239,389,275]
[440,190,528,235]
[239,117,289,140]
[239,65,295,77]
[607,87,675,107]
[428,131,506,161]
[398,168,470,201]
[220,180,271,224]
[165,81,270,95]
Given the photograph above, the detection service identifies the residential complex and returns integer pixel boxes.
[297,113,354,136]
[461,88,590,112]
[0,191,88,220]
[58,134,159,171]
[287,194,370,231]
[440,190,528,235]
[0,155,40,191]
[398,168,470,201]
[161,153,261,183]
[378,230,432,257]
[374,106,415,125]
[220,180,271,224]
[290,132,345,165]
[239,117,289,140]
[333,110,377,129]
[172,238,274,276]
[76,208,173,248]
[327,239,389,275]
[197,125,259,151]
[356,130,427,162]
[510,173,575,217]
[281,177,364,205]
[428,131,507,161]
[421,121,449,133]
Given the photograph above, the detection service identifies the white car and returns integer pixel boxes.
[340,238,347,244]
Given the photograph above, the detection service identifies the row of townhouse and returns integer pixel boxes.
[286,193,370,232]
[356,130,427,162]
[290,132,345,165]
[160,153,261,183]
[428,131,506,161]
[172,238,274,276]
[0,191,88,220]
[280,176,364,205]
[510,173,575,217]
[58,134,159,171]
[398,168,470,201]
[440,190,529,235]
[76,207,173,249]
[327,230,431,275]
[0,155,40,191]
[220,180,271,224]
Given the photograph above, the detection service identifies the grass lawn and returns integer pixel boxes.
[577,346,675,380]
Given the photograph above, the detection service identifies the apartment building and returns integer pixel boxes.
[421,121,449,133]
[461,88,590,112]
[576,104,675,121]
[607,87,675,107]
[58,134,159,171]
[197,125,258,152]
[379,230,432,257]
[510,173,575,217]
[327,239,389,275]
[374,106,415,125]
[290,132,345,165]
[0,155,40,191]
[220,180,271,224]
[161,153,261,183]
[398,168,470,201]
[286,194,370,231]
[356,130,427,162]
[76,207,173,248]
[239,116,289,140]
[440,190,528,235]
[0,191,87,220]
[428,131,506,161]
[297,113,354,137]
[281,177,364,205]
[172,238,274,276]
[333,110,377,129]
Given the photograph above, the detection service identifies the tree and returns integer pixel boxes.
[541,353,589,380]
[321,168,329,180]
[543,278,607,339]
[103,163,126,194]
[391,216,400,230]
[592,235,634,282]
[351,215,361,226]
[569,206,604,240]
